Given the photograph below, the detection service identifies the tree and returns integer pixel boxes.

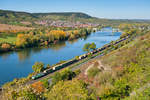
[31,81,45,93]
[83,42,96,52]
[32,62,44,73]
[46,64,51,69]
[16,34,28,48]
[1,43,11,50]
[89,42,96,50]
[52,68,76,85]
[83,43,91,52]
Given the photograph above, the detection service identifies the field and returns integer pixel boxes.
[0,36,16,44]
[0,24,33,33]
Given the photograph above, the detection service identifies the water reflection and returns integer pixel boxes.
[17,50,31,61]
[0,51,14,59]
[16,41,67,61]
[49,41,66,51]
[15,35,91,61]
[68,39,79,44]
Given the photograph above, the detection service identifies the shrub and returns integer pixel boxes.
[52,68,76,85]
[1,43,11,49]
[47,79,90,100]
[87,66,100,78]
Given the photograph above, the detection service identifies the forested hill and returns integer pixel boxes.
[32,12,92,18]
[0,9,93,22]
[0,9,150,26]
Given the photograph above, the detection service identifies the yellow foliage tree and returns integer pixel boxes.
[47,79,90,100]
[50,30,66,40]
[16,34,27,47]
[31,81,45,94]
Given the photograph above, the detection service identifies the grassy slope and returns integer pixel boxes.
[0,36,16,44]
[81,31,150,99]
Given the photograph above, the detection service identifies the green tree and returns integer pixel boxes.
[32,62,44,73]
[83,43,91,52]
[52,68,76,85]
[83,42,96,52]
[89,42,96,50]
[46,64,51,69]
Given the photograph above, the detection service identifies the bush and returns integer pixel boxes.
[47,79,90,100]
[41,79,49,89]
[87,66,100,78]
[52,68,76,85]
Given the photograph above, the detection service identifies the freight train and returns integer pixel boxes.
[31,36,129,80]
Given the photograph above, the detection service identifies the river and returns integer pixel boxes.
[0,27,121,86]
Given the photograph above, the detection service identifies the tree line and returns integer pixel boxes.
[0,27,94,52]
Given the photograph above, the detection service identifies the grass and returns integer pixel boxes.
[87,66,100,78]
[0,36,16,44]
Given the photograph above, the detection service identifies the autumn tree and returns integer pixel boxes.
[47,79,90,100]
[16,34,27,48]
[50,30,66,40]
[1,43,11,50]
[31,81,45,93]
[32,62,44,73]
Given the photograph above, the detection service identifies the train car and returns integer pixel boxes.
[79,54,87,59]
[31,72,45,80]
[90,51,94,54]
[79,55,84,59]
[93,49,98,53]
[43,68,53,75]
[53,58,77,71]
[97,48,102,51]
[62,58,77,67]
[53,64,62,71]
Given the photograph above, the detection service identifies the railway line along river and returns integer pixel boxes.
[0,27,121,86]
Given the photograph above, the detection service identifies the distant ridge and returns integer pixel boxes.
[0,9,149,25]
[32,12,92,19]
[0,9,92,20]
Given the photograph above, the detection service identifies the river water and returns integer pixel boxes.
[0,27,121,86]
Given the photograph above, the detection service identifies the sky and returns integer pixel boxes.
[0,0,150,19]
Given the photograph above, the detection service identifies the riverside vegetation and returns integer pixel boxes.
[0,27,98,53]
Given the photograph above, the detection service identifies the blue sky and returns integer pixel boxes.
[0,0,150,19]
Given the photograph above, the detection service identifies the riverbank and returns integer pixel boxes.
[0,28,96,53]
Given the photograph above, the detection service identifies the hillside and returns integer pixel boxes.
[0,9,94,24]
[32,12,92,19]
[1,9,150,26]
[77,28,150,99]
